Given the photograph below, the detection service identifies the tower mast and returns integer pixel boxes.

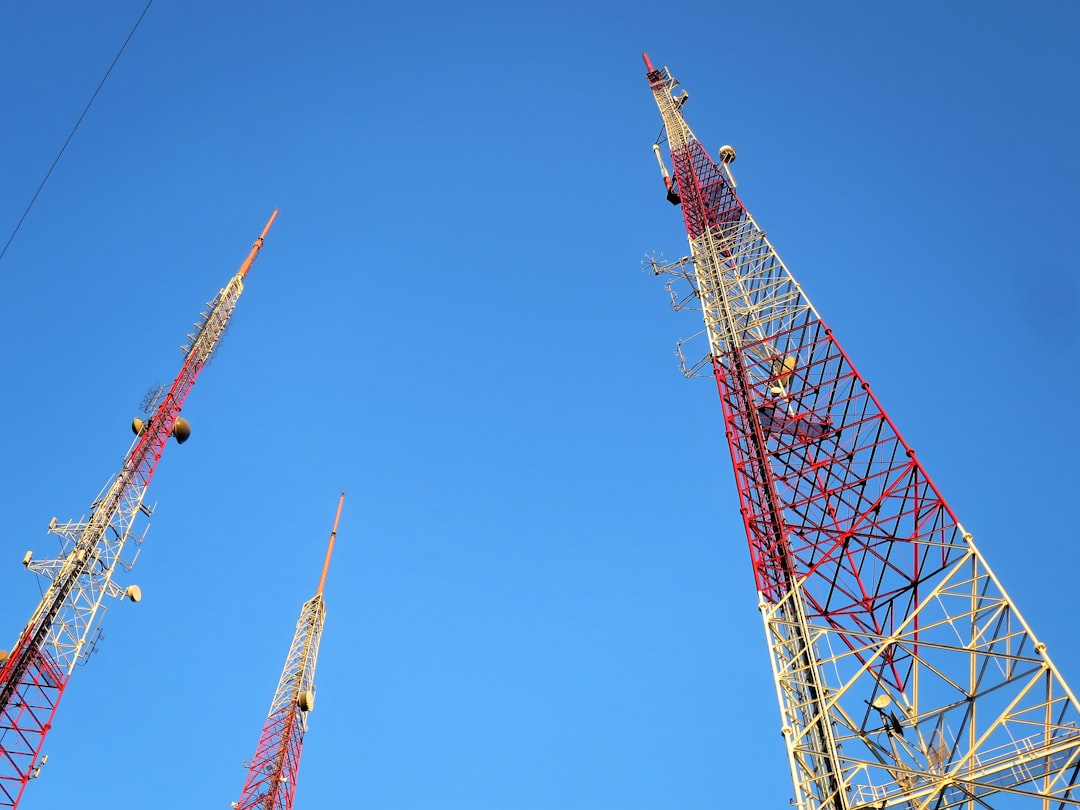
[643,54,1080,810]
[235,492,345,810]
[0,211,278,809]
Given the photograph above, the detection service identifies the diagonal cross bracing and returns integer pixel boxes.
[0,212,276,809]
[644,56,1080,810]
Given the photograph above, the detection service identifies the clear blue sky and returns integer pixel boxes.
[1,2,1078,809]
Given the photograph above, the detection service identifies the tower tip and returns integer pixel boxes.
[642,52,655,72]
[238,210,279,279]
[316,492,346,596]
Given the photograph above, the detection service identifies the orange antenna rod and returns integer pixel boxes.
[238,208,279,278]
[317,492,346,596]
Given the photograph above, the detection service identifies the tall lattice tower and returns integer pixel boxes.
[643,54,1080,810]
[233,492,345,810]
[0,211,278,809]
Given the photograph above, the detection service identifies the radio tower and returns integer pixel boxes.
[234,492,345,810]
[0,211,278,809]
[643,54,1080,810]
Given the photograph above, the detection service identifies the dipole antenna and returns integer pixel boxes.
[643,54,1080,810]
[234,492,345,810]
[0,211,278,809]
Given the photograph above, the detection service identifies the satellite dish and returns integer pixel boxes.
[872,694,892,710]
[172,417,191,444]
[298,689,315,712]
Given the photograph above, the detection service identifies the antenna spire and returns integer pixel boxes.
[0,213,275,808]
[316,492,345,597]
[234,493,344,810]
[238,209,279,278]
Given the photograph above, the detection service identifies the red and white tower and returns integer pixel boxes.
[644,54,1080,810]
[0,211,278,809]
[234,492,345,810]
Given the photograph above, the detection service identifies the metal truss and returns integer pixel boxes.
[644,57,1080,810]
[0,212,277,808]
[236,595,325,810]
[235,493,342,810]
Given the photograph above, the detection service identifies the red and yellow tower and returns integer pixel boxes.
[644,54,1080,810]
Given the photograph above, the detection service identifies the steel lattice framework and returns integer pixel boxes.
[0,211,278,809]
[235,493,345,810]
[643,54,1080,810]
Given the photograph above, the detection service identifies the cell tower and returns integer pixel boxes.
[0,211,278,809]
[643,54,1080,810]
[233,492,345,810]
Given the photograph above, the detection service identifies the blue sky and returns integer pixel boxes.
[1,2,1078,808]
